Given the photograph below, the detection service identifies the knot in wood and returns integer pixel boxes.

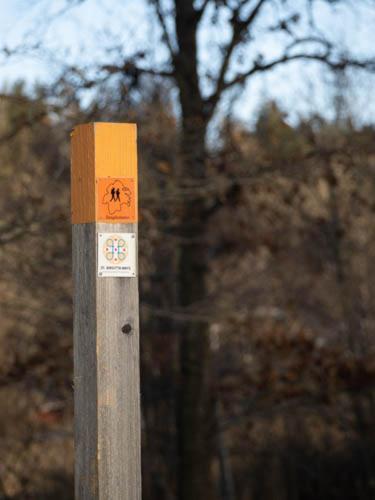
[121,323,132,335]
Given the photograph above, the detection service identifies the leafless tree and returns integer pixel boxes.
[5,1,374,498]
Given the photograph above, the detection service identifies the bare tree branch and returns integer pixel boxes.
[149,0,177,61]
[206,0,269,115]
[285,36,333,52]
[211,52,375,95]
[101,62,174,79]
[195,0,212,20]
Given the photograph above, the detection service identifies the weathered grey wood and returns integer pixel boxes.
[73,223,98,499]
[73,222,141,500]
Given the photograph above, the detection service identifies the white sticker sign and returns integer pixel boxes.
[98,233,137,277]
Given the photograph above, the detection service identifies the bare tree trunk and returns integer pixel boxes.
[176,115,214,500]
[216,400,236,500]
[325,165,365,354]
[325,164,375,486]
[172,3,215,499]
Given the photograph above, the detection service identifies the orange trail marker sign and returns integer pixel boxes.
[71,123,141,500]
[97,177,136,222]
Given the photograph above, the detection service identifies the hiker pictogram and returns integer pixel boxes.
[109,187,122,202]
[97,177,136,222]
[102,180,131,214]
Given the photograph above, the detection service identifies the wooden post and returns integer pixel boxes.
[71,123,141,500]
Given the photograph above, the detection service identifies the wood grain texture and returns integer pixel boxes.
[73,223,98,500]
[71,124,95,224]
[94,123,137,180]
[71,123,138,224]
[73,222,141,500]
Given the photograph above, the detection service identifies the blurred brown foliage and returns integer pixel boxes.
[1,80,375,500]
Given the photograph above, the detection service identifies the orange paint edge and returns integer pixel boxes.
[71,122,138,224]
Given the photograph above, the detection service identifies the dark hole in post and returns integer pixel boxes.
[121,323,132,335]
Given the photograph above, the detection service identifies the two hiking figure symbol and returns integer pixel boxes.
[110,187,121,202]
[102,180,132,216]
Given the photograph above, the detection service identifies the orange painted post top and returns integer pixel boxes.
[71,122,138,224]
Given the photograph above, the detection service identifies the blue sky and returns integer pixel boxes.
[1,0,375,126]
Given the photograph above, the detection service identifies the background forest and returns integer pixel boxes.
[1,1,375,499]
